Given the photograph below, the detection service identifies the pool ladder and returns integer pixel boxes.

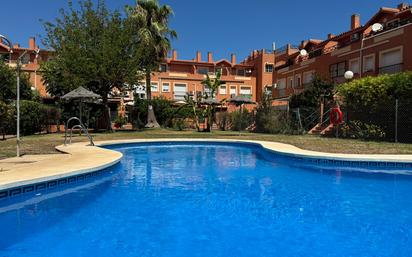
[64,117,94,146]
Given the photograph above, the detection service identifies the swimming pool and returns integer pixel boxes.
[1,142,412,256]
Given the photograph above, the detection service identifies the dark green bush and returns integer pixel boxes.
[132,96,193,129]
[230,109,253,131]
[0,101,14,139]
[337,72,412,108]
[255,109,291,134]
[20,100,46,135]
[289,75,335,109]
[340,120,386,141]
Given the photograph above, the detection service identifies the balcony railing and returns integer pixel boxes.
[379,63,403,74]
[274,44,299,54]
[365,18,411,38]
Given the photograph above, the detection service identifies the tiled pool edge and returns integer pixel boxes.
[101,139,412,169]
[97,138,412,164]
[0,144,123,193]
[1,138,412,200]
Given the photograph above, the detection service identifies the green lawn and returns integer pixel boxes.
[1,129,411,159]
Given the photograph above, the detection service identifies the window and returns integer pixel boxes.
[379,47,403,74]
[135,83,146,99]
[197,67,209,75]
[215,67,223,75]
[219,85,227,95]
[21,54,30,64]
[159,63,167,72]
[162,82,170,92]
[295,74,302,88]
[277,79,286,89]
[303,71,314,85]
[240,86,251,96]
[277,79,286,97]
[230,85,237,96]
[349,58,360,74]
[237,69,245,76]
[380,47,402,68]
[363,54,375,72]
[330,61,346,78]
[151,82,159,92]
[288,76,294,88]
[265,63,273,73]
[174,83,187,100]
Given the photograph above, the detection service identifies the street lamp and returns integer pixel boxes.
[344,70,354,80]
[0,34,32,157]
[0,34,21,157]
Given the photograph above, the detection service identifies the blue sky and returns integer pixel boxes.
[0,0,405,61]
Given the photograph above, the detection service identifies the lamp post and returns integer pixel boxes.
[0,34,20,157]
[1,34,33,157]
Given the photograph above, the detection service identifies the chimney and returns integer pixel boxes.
[13,43,20,48]
[328,33,335,39]
[231,53,236,65]
[398,3,409,10]
[29,37,36,50]
[196,51,202,62]
[351,14,361,30]
[207,52,213,63]
[172,50,177,60]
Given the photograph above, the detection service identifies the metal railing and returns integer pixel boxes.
[64,117,94,146]
[379,63,403,74]
[365,18,412,38]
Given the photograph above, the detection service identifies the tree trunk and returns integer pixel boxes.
[145,71,160,128]
[102,95,112,132]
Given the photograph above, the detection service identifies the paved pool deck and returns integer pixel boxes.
[1,138,412,191]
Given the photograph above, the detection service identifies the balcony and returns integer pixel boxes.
[365,18,412,38]
[379,63,403,74]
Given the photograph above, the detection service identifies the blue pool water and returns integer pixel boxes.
[1,142,412,257]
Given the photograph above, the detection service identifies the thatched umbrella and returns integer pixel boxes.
[200,98,220,106]
[228,95,255,134]
[61,86,101,122]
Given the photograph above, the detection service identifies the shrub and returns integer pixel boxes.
[172,118,186,131]
[289,75,335,109]
[337,72,412,108]
[230,109,253,131]
[113,116,127,128]
[255,93,293,134]
[255,109,291,134]
[132,96,193,129]
[340,120,386,141]
[19,100,46,135]
[0,101,14,139]
[216,111,230,131]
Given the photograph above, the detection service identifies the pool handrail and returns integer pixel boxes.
[64,117,94,146]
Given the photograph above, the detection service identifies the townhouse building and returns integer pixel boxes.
[115,49,277,112]
[0,37,51,97]
[272,3,412,106]
[2,3,411,115]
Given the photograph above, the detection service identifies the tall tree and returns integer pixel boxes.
[42,0,143,130]
[127,0,177,128]
[0,61,33,103]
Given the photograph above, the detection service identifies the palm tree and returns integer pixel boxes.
[128,0,177,128]
[201,71,224,132]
